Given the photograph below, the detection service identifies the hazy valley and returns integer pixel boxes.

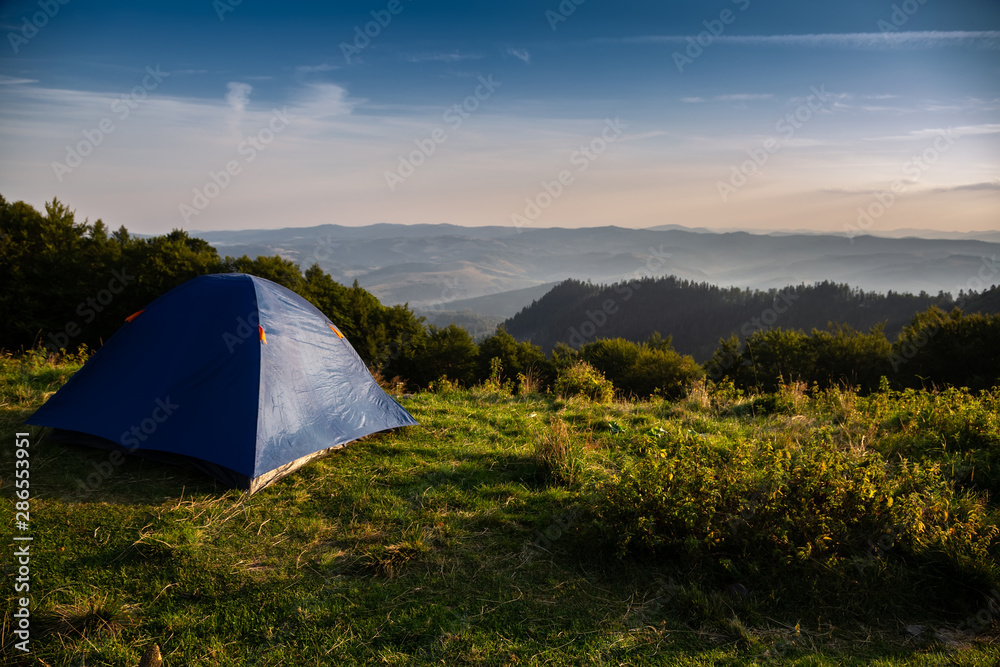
[194,223,1000,333]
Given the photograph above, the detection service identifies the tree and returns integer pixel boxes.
[477,327,551,385]
[411,324,479,387]
[580,336,701,399]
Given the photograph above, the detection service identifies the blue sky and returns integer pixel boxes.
[1,0,998,235]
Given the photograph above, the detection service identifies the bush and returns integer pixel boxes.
[554,361,615,403]
[630,345,703,399]
[475,357,513,397]
[892,307,1000,391]
[862,386,1000,500]
[400,324,479,388]
[477,328,552,388]
[580,335,702,399]
[588,424,1000,586]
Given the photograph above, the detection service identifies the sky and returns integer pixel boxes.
[0,0,998,236]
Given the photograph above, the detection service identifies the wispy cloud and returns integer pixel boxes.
[506,47,531,64]
[930,181,1000,193]
[869,124,1000,141]
[402,52,483,63]
[225,81,252,133]
[925,124,1000,138]
[825,180,1000,196]
[226,82,252,114]
[602,31,1000,49]
[0,75,38,85]
[682,94,773,103]
[296,63,339,73]
[618,130,668,143]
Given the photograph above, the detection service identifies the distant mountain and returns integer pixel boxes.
[192,224,1000,324]
[642,224,1000,243]
[503,278,1000,362]
[863,228,1000,243]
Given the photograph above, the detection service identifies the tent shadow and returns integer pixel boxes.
[39,435,240,505]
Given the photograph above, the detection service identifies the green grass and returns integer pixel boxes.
[2,353,999,665]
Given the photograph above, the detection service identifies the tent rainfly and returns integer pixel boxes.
[27,273,417,493]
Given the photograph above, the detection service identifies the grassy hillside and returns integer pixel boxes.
[2,352,999,665]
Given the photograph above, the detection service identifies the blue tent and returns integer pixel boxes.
[27,273,417,492]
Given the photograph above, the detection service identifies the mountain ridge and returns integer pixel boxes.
[181,223,1000,318]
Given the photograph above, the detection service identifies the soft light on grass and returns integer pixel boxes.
[2,353,999,665]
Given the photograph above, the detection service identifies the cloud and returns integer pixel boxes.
[296,64,339,73]
[929,124,1000,138]
[225,81,252,113]
[506,47,531,64]
[930,181,1000,193]
[0,75,38,85]
[618,130,667,143]
[719,94,773,101]
[402,52,483,63]
[824,181,1000,196]
[821,187,878,196]
[602,31,1000,50]
[870,124,1000,141]
[683,94,772,103]
[291,82,356,121]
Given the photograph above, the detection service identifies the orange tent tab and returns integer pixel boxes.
[125,310,145,323]
[329,324,344,338]
[259,325,267,344]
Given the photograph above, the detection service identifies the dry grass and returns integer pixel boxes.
[37,593,137,640]
[534,416,583,485]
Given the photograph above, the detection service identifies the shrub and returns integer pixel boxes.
[862,386,1000,500]
[580,336,702,399]
[406,324,479,388]
[892,307,1000,391]
[477,328,553,388]
[588,425,1000,586]
[427,376,460,395]
[475,357,513,397]
[554,361,615,403]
